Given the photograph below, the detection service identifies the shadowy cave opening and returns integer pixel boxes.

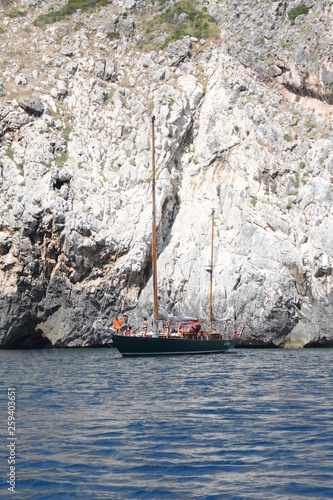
[304,339,333,348]
[2,319,52,349]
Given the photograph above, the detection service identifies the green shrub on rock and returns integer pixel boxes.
[139,0,220,50]
[33,0,112,26]
[288,4,309,24]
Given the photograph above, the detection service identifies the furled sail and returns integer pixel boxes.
[158,305,199,323]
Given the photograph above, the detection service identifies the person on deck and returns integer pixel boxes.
[177,323,184,339]
[142,317,148,336]
[165,319,171,338]
[120,314,128,335]
[113,315,121,332]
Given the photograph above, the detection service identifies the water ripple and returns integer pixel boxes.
[0,348,332,498]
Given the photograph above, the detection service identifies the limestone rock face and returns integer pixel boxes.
[0,0,332,348]
[18,98,44,116]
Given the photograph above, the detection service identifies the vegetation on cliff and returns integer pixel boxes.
[33,0,112,26]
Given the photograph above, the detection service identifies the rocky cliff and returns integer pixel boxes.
[0,0,332,348]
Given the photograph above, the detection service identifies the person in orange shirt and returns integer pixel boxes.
[113,315,121,331]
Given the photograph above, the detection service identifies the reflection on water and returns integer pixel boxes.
[0,349,332,499]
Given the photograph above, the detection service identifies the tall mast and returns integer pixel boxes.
[209,209,215,329]
[151,116,159,331]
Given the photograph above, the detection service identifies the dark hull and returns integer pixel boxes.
[111,334,237,357]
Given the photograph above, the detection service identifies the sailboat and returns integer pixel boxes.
[111,117,238,356]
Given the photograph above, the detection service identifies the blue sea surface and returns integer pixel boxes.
[0,348,332,499]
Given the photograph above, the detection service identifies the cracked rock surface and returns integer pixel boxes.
[0,0,332,348]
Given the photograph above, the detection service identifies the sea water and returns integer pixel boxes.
[0,348,332,499]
